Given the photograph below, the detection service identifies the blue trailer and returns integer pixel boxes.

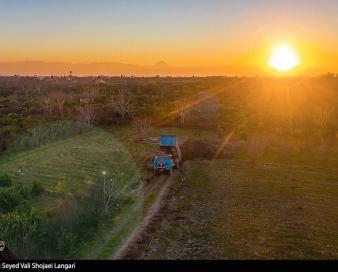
[159,135,182,169]
[151,135,182,175]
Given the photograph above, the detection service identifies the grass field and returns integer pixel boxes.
[0,129,140,192]
[143,159,338,259]
[0,128,144,259]
[2,125,337,259]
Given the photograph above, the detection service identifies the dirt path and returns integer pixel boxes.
[113,170,180,259]
[87,196,143,259]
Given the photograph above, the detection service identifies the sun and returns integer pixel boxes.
[268,44,300,72]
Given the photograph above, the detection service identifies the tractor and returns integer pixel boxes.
[151,135,182,175]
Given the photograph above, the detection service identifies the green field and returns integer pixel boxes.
[143,160,338,259]
[0,128,144,259]
[2,125,338,259]
[0,129,140,192]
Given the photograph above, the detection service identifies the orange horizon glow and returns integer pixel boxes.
[1,37,336,77]
[0,1,337,76]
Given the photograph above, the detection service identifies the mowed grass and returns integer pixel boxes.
[144,160,338,259]
[0,129,139,192]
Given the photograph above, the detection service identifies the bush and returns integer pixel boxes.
[0,174,11,187]
[54,180,66,197]
[0,186,25,213]
[238,131,248,140]
[31,182,44,196]
[0,209,40,256]
[180,139,215,160]
[6,121,91,154]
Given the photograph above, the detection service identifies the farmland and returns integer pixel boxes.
[0,76,337,260]
[1,0,338,264]
[142,160,338,259]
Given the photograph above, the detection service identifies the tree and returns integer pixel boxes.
[81,86,99,100]
[314,105,334,135]
[313,105,335,154]
[41,97,53,116]
[102,174,121,215]
[176,97,189,127]
[132,117,152,140]
[76,87,99,128]
[53,92,67,118]
[110,89,134,119]
[77,100,96,128]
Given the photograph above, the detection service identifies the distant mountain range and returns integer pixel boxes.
[0,61,327,77]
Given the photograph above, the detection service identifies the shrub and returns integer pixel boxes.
[31,182,44,196]
[54,180,66,197]
[0,209,40,256]
[0,186,25,213]
[0,174,11,187]
[57,228,77,257]
[5,121,91,154]
[180,139,215,160]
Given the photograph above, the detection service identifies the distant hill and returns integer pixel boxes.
[0,61,263,77]
[0,61,327,77]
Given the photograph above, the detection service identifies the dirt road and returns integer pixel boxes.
[114,170,180,259]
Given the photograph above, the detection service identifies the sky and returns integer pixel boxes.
[0,0,337,75]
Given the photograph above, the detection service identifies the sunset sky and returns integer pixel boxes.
[0,0,337,75]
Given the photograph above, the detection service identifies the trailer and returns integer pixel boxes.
[159,135,182,169]
[151,135,182,175]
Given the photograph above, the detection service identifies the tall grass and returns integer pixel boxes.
[5,121,91,155]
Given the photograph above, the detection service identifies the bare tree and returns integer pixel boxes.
[53,92,67,118]
[102,175,121,215]
[315,105,334,133]
[82,86,99,100]
[111,89,134,119]
[77,99,96,128]
[314,105,335,153]
[132,117,152,140]
[42,97,53,116]
[76,87,99,127]
[176,97,189,127]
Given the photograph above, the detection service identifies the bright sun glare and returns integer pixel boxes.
[268,45,300,72]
